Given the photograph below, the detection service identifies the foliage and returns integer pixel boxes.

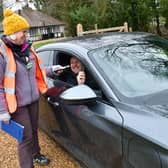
[33,0,168,36]
[160,0,168,28]
[68,5,96,35]
[118,0,152,31]
[0,0,3,21]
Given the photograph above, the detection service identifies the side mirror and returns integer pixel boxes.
[60,84,97,105]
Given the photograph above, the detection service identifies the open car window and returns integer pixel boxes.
[55,52,107,101]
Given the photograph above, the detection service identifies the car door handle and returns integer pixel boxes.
[47,97,59,106]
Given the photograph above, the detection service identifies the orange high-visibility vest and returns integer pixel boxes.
[0,41,48,113]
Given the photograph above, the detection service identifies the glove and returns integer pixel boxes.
[0,113,11,122]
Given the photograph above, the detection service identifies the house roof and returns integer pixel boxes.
[20,7,65,27]
[0,7,65,32]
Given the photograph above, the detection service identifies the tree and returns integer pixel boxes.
[33,0,168,36]
[33,0,94,35]
[119,0,153,31]
[160,0,168,28]
[146,0,161,35]
[0,0,3,21]
[68,5,96,35]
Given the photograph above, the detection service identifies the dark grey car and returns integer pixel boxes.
[37,32,168,168]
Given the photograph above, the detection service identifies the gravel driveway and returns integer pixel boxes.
[0,130,81,168]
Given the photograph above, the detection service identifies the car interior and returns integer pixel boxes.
[53,51,107,101]
[56,52,70,67]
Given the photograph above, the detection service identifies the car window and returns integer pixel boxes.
[37,50,54,66]
[56,53,106,101]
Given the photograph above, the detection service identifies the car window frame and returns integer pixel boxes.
[53,50,109,102]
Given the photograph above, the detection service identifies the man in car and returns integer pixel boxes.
[58,56,86,85]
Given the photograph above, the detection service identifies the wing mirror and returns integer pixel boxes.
[60,84,97,105]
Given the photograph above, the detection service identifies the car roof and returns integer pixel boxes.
[37,32,156,51]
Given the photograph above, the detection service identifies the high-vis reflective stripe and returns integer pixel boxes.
[5,71,15,77]
[0,40,17,113]
[0,41,48,113]
[4,87,15,94]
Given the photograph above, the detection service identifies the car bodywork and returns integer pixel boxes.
[37,32,168,168]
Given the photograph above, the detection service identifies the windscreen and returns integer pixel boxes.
[89,36,168,97]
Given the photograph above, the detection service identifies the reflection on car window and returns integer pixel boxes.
[89,37,168,97]
[37,50,53,66]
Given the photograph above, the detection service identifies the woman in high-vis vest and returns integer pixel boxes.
[0,9,51,168]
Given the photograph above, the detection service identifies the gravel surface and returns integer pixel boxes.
[0,130,81,168]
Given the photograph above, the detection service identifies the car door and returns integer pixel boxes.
[37,50,64,139]
[59,98,123,168]
[38,49,124,168]
[47,51,124,168]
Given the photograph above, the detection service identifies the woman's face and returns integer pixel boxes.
[70,57,83,74]
[13,30,29,45]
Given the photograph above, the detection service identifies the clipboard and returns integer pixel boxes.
[0,120,24,143]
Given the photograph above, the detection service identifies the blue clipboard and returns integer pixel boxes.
[0,120,24,143]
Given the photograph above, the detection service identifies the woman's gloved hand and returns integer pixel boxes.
[0,113,11,124]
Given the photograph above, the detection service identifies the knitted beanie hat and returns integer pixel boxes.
[3,9,30,35]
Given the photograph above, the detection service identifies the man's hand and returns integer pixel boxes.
[77,71,86,85]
